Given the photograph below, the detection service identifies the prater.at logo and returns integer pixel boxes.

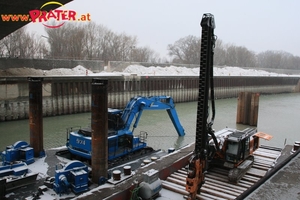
[29,1,91,28]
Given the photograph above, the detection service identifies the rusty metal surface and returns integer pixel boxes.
[254,132,273,141]
[236,92,260,126]
[91,79,108,183]
[28,77,44,157]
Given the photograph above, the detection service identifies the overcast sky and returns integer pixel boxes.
[27,0,300,59]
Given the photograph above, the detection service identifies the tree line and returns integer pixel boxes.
[0,22,160,64]
[168,35,300,70]
[0,22,299,70]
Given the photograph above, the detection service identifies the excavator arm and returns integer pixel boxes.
[67,95,185,161]
[186,13,217,200]
[120,95,185,136]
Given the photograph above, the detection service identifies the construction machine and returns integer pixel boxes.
[66,95,185,163]
[185,13,271,199]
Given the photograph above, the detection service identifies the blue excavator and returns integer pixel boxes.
[66,95,185,163]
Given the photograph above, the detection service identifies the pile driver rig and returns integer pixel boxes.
[185,13,270,200]
[185,13,217,200]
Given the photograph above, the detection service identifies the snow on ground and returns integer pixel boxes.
[0,64,298,77]
[120,65,199,76]
[27,156,49,179]
[121,65,285,76]
[96,65,298,77]
[44,65,94,76]
[213,66,287,76]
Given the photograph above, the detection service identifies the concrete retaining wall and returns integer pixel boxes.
[0,76,299,121]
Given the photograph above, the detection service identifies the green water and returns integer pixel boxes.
[0,93,299,151]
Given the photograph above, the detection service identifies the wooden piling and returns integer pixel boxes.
[236,92,259,126]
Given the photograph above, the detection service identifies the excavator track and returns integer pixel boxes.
[161,146,281,200]
[228,155,254,183]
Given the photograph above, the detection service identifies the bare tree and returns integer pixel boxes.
[0,27,47,58]
[99,29,115,63]
[257,50,300,69]
[214,39,226,66]
[1,22,299,71]
[34,37,49,59]
[290,56,300,70]
[42,22,157,63]
[0,28,24,57]
[149,52,161,63]
[132,46,155,62]
[65,25,85,59]
[110,32,137,61]
[119,33,137,61]
[257,50,282,69]
[45,24,67,59]
[45,23,86,59]
[224,44,256,67]
[236,46,256,67]
[82,22,108,60]
[167,35,201,64]
[85,27,136,63]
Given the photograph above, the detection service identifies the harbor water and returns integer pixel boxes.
[0,93,299,152]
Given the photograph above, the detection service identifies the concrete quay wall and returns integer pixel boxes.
[0,76,299,121]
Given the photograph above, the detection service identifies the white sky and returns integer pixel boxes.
[27,0,300,58]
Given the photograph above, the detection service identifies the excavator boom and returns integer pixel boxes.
[121,95,185,136]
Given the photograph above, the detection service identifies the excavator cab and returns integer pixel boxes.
[117,134,133,149]
[225,128,258,166]
[226,135,250,164]
[108,109,125,131]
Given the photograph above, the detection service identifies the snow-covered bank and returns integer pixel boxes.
[0,65,299,77]
[105,65,297,77]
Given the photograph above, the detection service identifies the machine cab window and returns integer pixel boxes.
[226,140,240,163]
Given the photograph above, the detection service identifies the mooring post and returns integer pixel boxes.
[236,92,259,126]
[28,77,45,157]
[91,79,108,184]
